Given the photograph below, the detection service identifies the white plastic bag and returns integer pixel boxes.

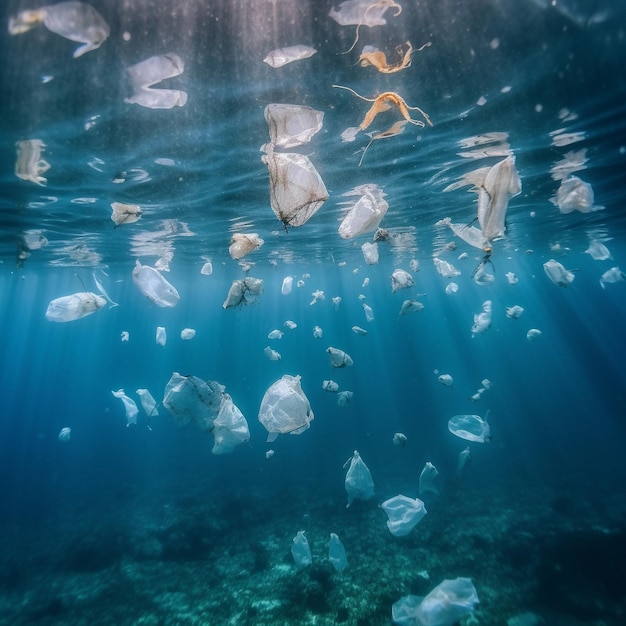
[344,450,374,507]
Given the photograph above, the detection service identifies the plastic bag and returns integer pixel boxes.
[211,393,250,455]
[111,389,138,427]
[132,261,180,307]
[381,495,427,536]
[291,530,312,569]
[162,373,224,430]
[415,578,479,626]
[258,374,314,442]
[344,450,374,507]
[328,533,348,572]
[448,414,491,443]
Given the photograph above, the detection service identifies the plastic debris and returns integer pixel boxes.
[281,276,293,295]
[46,291,105,322]
[136,388,159,419]
[382,495,427,537]
[262,147,328,228]
[327,347,353,368]
[392,432,407,447]
[438,374,453,386]
[445,282,459,294]
[291,530,312,569]
[125,53,187,109]
[9,2,109,58]
[328,533,348,572]
[258,374,314,442]
[527,328,542,340]
[310,290,325,305]
[433,257,461,278]
[338,184,388,239]
[471,300,492,336]
[58,427,71,442]
[344,450,374,508]
[329,0,401,26]
[448,413,491,443]
[457,446,471,477]
[155,326,167,346]
[322,380,339,392]
[264,104,323,148]
[200,260,213,275]
[352,325,367,335]
[337,390,354,406]
[599,267,625,289]
[363,303,374,322]
[284,320,297,330]
[585,240,611,261]
[111,389,139,427]
[362,241,379,264]
[543,259,575,287]
[268,329,284,339]
[393,578,479,626]
[263,45,317,68]
[111,202,141,226]
[132,261,180,307]
[359,41,427,74]
[551,176,603,213]
[222,276,263,308]
[391,269,414,292]
[400,300,424,315]
[162,373,224,429]
[15,139,50,185]
[180,328,196,340]
[264,346,281,361]
[120,331,129,342]
[265,449,275,460]
[419,462,439,496]
[313,325,323,338]
[211,393,250,454]
[505,271,518,284]
[229,233,264,260]
[505,305,524,318]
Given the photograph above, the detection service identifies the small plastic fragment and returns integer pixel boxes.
[505,271,518,284]
[457,446,471,477]
[15,139,50,185]
[391,269,414,292]
[111,202,141,226]
[180,328,196,340]
[268,329,284,339]
[310,290,325,305]
[352,325,367,335]
[505,305,524,319]
[471,300,492,337]
[445,282,459,294]
[263,45,317,68]
[284,320,297,330]
[264,346,281,361]
[327,347,353,368]
[332,296,342,310]
[400,300,424,315]
[58,427,71,442]
[120,331,129,342]
[527,328,542,340]
[434,258,461,278]
[322,380,339,392]
[337,390,354,406]
[363,303,374,322]
[313,325,323,338]
[281,276,293,295]
[200,261,213,275]
[392,432,407,447]
[438,374,453,386]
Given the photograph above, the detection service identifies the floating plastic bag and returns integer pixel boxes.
[111,202,141,226]
[543,259,575,287]
[327,347,353,368]
[222,276,264,308]
[414,578,479,626]
[391,269,414,292]
[448,414,491,443]
[505,305,524,319]
[111,389,138,427]
[291,530,312,569]
[329,0,400,26]
[362,241,379,265]
[258,374,314,442]
[281,276,293,295]
[338,184,388,239]
[229,233,264,260]
[132,261,180,307]
[433,258,461,278]
[419,462,439,497]
[180,328,196,340]
[329,533,348,572]
[527,328,542,340]
[599,267,625,289]
[265,104,323,148]
[15,139,50,185]
[263,45,317,68]
[585,240,611,261]
[125,53,187,109]
[393,432,408,447]
[323,380,339,392]
[400,300,424,315]
[156,326,167,346]
[337,390,354,406]
[438,374,453,386]
[551,175,603,214]
[46,292,105,322]
[9,2,110,58]
[471,300,492,337]
[136,388,159,419]
[382,495,427,537]
[58,427,71,442]
[264,346,281,361]
[392,594,423,626]
[344,450,374,507]
[211,393,250,454]
[162,373,224,430]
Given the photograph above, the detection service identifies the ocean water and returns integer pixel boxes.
[1,1,626,624]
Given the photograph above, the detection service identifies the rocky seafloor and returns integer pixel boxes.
[1,473,625,626]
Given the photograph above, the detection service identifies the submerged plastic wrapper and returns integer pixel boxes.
[162,373,224,430]
[291,530,312,569]
[46,291,106,322]
[323,380,339,392]
[329,0,400,26]
[362,241,379,265]
[438,374,453,386]
[180,328,196,340]
[125,53,187,109]
[155,326,167,346]
[338,185,388,239]
[337,390,354,406]
[281,276,293,295]
[344,450,374,507]
[15,139,50,185]
[527,328,542,340]
[543,259,575,287]
[262,147,328,228]
[471,300,492,336]
[329,533,348,572]
[136,388,159,418]
[506,305,524,319]
[229,233,264,260]
[391,269,414,292]
[9,2,110,58]
[551,176,603,213]
[382,495,427,537]
[392,578,479,626]
[111,202,141,226]
[448,414,491,443]
[258,374,314,442]
[477,155,521,241]
[327,346,353,368]
[211,393,250,454]
[585,239,611,261]
[599,267,625,289]
[111,389,139,427]
[265,104,323,148]
[400,300,424,315]
[222,276,264,308]
[433,258,460,278]
[132,261,180,307]
[263,45,317,68]
[264,346,281,360]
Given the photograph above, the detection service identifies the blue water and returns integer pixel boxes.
[1,1,626,624]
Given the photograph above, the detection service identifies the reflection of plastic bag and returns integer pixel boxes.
[162,373,224,430]
[344,450,374,508]
[258,374,314,442]
[382,495,427,536]
[211,393,250,454]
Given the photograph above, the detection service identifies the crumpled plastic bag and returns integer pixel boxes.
[382,495,427,536]
[344,450,374,507]
[222,276,264,308]
[211,393,250,454]
[162,373,224,430]
[125,53,187,109]
[258,374,314,442]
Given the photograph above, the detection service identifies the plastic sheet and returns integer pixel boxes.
[111,202,141,226]
[264,346,281,361]
[400,300,424,315]
[211,393,250,455]
[162,373,224,430]
[125,53,187,109]
[338,184,388,239]
[58,427,71,442]
[362,241,379,264]
[132,261,180,307]
[222,276,264,308]
[111,389,139,427]
[229,233,264,260]
[264,104,323,148]
[391,269,414,292]
[344,450,374,507]
[471,300,492,336]
[433,258,460,278]
[258,374,314,442]
[414,578,479,626]
[381,495,427,536]
[599,267,624,289]
[543,259,575,287]
[419,462,439,496]
[551,175,603,213]
[136,388,159,419]
[155,326,167,346]
[337,390,353,406]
